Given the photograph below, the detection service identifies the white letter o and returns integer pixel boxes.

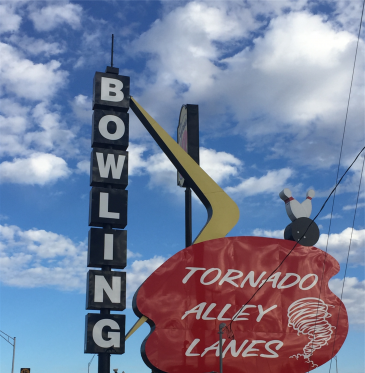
[299,274,318,290]
[200,268,222,285]
[99,115,125,140]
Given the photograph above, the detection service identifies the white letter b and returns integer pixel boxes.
[101,77,124,102]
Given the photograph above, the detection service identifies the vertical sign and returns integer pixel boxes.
[177,104,199,247]
[177,104,199,187]
[84,65,130,363]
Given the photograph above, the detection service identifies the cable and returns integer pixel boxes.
[227,0,365,339]
[0,330,15,345]
[308,0,365,362]
[226,146,365,336]
[328,154,364,372]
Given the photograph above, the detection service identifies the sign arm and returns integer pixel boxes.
[125,97,240,341]
[130,97,240,244]
[125,315,148,341]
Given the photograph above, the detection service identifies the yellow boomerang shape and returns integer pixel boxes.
[125,97,239,340]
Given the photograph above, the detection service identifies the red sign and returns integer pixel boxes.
[134,236,348,373]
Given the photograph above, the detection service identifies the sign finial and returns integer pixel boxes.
[111,34,114,67]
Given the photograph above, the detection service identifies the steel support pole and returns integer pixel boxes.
[185,187,192,247]
[98,218,112,373]
[11,337,16,373]
[218,323,225,373]
[98,353,110,373]
[98,281,111,373]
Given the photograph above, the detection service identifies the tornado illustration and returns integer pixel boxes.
[287,297,335,367]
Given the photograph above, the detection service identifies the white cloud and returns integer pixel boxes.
[71,94,91,122]
[130,144,242,194]
[252,226,365,266]
[0,100,79,161]
[0,152,71,185]
[0,224,87,291]
[319,213,342,220]
[317,228,365,265]
[128,142,149,176]
[329,277,365,325]
[76,160,90,174]
[252,228,284,239]
[226,168,293,197]
[144,151,177,191]
[26,102,77,156]
[0,100,30,157]
[8,35,65,56]
[69,142,242,191]
[332,0,365,34]
[28,3,82,31]
[343,202,365,211]
[0,224,163,304]
[126,256,166,304]
[129,5,363,170]
[0,42,68,101]
[0,4,22,34]
[200,148,242,184]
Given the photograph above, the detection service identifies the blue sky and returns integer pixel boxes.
[0,0,364,372]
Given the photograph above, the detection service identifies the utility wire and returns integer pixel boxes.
[308,0,365,363]
[0,330,15,346]
[227,0,365,339]
[328,154,364,372]
[226,146,365,336]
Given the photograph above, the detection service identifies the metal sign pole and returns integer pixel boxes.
[176,104,199,248]
[218,323,225,373]
[11,337,16,373]
[185,186,192,247]
[0,331,16,373]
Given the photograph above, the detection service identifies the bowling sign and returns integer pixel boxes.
[85,68,129,357]
[133,236,348,373]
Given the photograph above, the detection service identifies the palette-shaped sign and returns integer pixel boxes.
[133,236,348,373]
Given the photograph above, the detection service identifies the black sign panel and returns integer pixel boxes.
[89,187,128,228]
[92,110,129,150]
[90,148,128,188]
[93,72,130,112]
[86,270,126,310]
[88,228,127,269]
[177,104,199,187]
[85,313,125,354]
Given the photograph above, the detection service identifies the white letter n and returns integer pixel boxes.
[94,275,121,303]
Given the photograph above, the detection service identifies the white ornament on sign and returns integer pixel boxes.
[279,188,315,221]
[287,297,335,368]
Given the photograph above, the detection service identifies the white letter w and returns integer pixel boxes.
[96,152,126,179]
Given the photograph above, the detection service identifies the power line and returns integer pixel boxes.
[226,146,365,336]
[227,0,365,339]
[308,0,365,365]
[328,154,365,372]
